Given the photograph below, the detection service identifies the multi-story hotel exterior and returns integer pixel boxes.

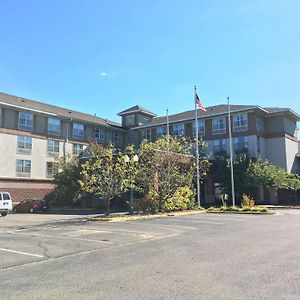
[0,91,299,203]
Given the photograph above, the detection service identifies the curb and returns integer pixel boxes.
[88,210,206,222]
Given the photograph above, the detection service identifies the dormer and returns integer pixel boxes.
[118,105,156,128]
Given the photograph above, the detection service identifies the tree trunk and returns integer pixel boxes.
[104,198,110,216]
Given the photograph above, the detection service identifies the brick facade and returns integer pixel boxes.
[0,179,54,203]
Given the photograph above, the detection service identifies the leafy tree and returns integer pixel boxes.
[46,156,82,206]
[137,136,210,210]
[79,143,128,215]
[248,160,300,190]
[213,152,255,202]
[214,152,300,203]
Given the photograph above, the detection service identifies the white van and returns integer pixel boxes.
[0,192,12,217]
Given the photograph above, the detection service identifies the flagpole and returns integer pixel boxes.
[227,96,236,206]
[194,86,201,207]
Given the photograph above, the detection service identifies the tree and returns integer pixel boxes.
[79,143,128,215]
[213,152,255,202]
[46,156,82,206]
[248,160,300,190]
[214,152,300,204]
[137,136,210,211]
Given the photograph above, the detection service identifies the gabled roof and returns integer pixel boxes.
[117,105,157,117]
[0,92,122,129]
[132,104,300,130]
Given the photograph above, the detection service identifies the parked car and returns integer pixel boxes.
[0,192,12,216]
[13,199,48,213]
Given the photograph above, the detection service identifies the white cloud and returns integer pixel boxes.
[97,71,117,77]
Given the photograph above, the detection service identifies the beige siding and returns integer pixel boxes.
[265,137,287,170]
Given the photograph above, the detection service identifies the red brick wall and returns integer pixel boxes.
[0,179,54,203]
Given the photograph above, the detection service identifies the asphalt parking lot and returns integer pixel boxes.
[0,209,300,300]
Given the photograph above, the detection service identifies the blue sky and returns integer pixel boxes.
[0,0,299,127]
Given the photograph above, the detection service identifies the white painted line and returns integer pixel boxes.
[0,248,44,258]
[166,219,224,225]
[1,233,179,271]
[66,229,112,237]
[29,233,114,244]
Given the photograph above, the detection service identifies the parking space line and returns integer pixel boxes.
[165,219,225,225]
[1,233,179,271]
[0,248,44,258]
[14,232,114,244]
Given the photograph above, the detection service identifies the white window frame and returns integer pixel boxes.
[173,124,184,138]
[73,143,83,156]
[234,136,248,153]
[18,111,33,131]
[212,117,226,135]
[95,127,105,143]
[233,114,248,132]
[156,126,167,139]
[213,139,226,154]
[192,120,205,137]
[47,140,60,155]
[46,161,58,178]
[16,159,31,177]
[73,123,84,140]
[17,136,32,154]
[48,118,61,136]
[141,129,151,142]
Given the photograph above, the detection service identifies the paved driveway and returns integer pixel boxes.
[0,209,300,299]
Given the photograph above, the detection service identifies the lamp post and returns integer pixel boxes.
[124,153,139,214]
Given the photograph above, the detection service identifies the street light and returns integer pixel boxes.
[124,154,139,214]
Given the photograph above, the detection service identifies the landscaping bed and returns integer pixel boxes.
[88,209,206,222]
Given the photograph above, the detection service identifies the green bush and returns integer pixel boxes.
[164,187,195,212]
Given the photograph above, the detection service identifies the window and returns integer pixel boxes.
[234,136,248,153]
[73,143,83,156]
[156,126,167,139]
[0,107,2,126]
[18,112,33,131]
[17,136,32,153]
[16,159,31,177]
[213,139,226,154]
[257,136,261,155]
[48,118,61,135]
[141,129,151,142]
[125,115,135,126]
[173,124,184,138]
[256,116,264,132]
[48,140,59,155]
[192,120,205,137]
[212,117,226,135]
[95,127,104,143]
[46,162,58,178]
[233,114,248,131]
[114,132,123,146]
[73,123,84,139]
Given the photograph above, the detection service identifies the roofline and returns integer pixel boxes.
[0,99,123,130]
[0,101,58,117]
[131,106,263,130]
[117,109,157,117]
[267,108,300,120]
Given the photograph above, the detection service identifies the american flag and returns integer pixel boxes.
[195,93,206,112]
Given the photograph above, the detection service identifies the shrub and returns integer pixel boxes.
[241,194,255,208]
[164,187,195,212]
